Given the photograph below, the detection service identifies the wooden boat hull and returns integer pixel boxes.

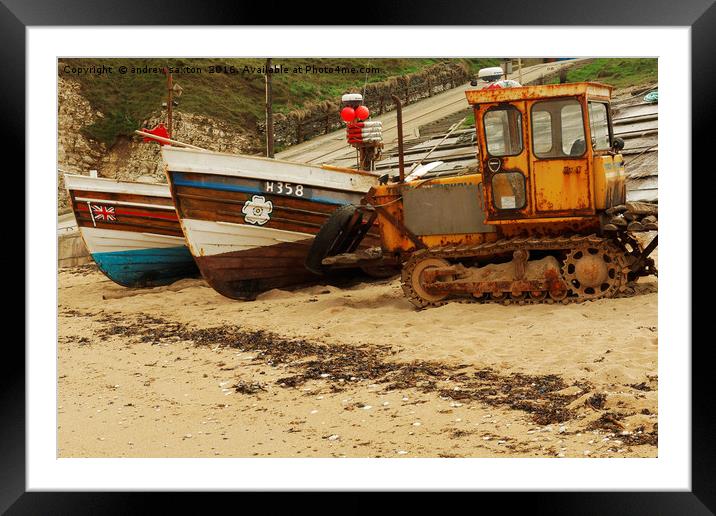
[80,227,197,288]
[64,174,198,288]
[190,229,316,299]
[162,147,378,299]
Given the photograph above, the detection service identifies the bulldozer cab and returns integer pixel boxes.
[466,82,625,222]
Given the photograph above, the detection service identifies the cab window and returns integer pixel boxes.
[532,111,552,155]
[491,171,526,210]
[483,106,523,157]
[531,98,586,158]
[588,102,611,150]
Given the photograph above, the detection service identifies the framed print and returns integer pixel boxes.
[7,0,708,510]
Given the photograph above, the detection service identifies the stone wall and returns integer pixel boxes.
[57,77,107,213]
[259,62,471,148]
[100,111,256,184]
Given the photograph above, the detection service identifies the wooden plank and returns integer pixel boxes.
[73,201,178,221]
[193,238,319,298]
[626,188,658,203]
[70,188,186,238]
[76,219,184,238]
[174,184,342,215]
[626,201,659,215]
[71,189,175,207]
[613,120,658,135]
[612,102,658,119]
[176,194,334,234]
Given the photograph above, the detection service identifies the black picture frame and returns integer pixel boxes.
[8,0,706,511]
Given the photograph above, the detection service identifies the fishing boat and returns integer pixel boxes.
[161,147,379,299]
[64,173,198,287]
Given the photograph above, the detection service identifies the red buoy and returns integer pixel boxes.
[340,107,356,122]
[355,105,370,120]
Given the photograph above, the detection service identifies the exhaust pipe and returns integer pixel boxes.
[391,95,405,183]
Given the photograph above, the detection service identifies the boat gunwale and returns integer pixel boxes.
[161,147,380,191]
[64,173,173,199]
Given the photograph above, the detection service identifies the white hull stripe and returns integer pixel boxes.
[180,218,309,257]
[79,227,186,255]
[74,197,176,210]
[64,174,172,198]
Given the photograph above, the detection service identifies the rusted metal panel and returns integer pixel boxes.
[594,154,627,209]
[518,95,595,216]
[465,82,612,105]
[374,204,426,249]
[532,159,593,214]
[403,182,496,236]
[474,100,534,221]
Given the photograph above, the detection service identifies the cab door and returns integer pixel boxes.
[477,101,531,221]
[589,100,626,209]
[528,96,594,216]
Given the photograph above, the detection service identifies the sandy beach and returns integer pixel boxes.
[54,57,660,460]
[58,247,658,458]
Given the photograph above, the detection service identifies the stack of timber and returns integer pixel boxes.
[603,201,658,232]
[374,128,478,177]
[612,98,658,203]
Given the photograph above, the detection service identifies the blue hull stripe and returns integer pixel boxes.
[91,246,197,288]
[171,174,349,206]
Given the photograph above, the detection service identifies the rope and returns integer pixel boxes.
[369,196,403,208]
[406,116,467,176]
[624,144,658,165]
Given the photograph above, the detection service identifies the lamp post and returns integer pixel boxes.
[163,67,173,138]
[265,58,274,158]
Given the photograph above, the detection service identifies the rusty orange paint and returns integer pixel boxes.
[465,82,613,105]
[370,82,624,255]
[593,153,626,209]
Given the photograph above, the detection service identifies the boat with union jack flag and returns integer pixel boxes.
[64,173,198,287]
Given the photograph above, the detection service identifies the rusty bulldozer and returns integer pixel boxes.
[307,83,657,308]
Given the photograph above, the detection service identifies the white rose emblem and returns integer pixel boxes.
[241,195,273,225]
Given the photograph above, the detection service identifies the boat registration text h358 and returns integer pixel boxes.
[263,181,310,199]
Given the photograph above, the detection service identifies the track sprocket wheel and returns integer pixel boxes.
[562,242,625,300]
[401,251,453,309]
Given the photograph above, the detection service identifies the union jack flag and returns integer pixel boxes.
[91,204,116,221]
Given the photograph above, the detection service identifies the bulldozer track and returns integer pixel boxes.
[401,234,637,308]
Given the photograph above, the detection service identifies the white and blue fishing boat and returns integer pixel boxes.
[64,174,198,287]
[161,147,379,299]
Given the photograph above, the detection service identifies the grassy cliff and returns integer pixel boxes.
[60,58,500,146]
[552,58,657,88]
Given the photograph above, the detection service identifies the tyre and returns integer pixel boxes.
[305,205,359,275]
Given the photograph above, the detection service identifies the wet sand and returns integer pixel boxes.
[58,255,658,458]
